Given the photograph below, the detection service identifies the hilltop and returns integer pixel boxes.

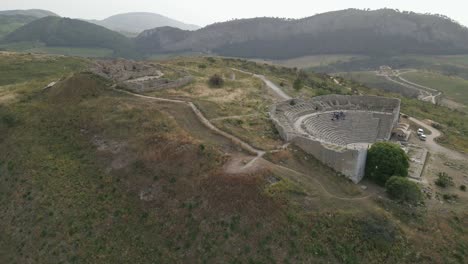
[0,52,467,263]
[2,16,136,57]
[0,9,58,18]
[137,9,468,59]
[88,12,200,36]
[0,9,59,38]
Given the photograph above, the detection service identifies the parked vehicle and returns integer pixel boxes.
[419,134,427,141]
[417,128,424,136]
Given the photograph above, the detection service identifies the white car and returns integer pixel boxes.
[419,134,427,141]
[417,128,424,136]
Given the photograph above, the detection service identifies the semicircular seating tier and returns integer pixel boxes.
[270,95,401,147]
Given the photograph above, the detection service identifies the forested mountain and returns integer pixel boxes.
[2,16,136,57]
[137,9,468,59]
[3,8,468,59]
[135,26,194,54]
[88,12,200,36]
[0,9,59,38]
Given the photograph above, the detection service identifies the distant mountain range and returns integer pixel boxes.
[0,9,58,18]
[2,8,468,59]
[87,12,200,36]
[137,9,468,59]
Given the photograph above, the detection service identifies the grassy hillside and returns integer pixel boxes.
[2,17,136,58]
[0,53,466,263]
[308,54,468,82]
[401,71,468,105]
[336,72,468,152]
[0,9,59,38]
[0,15,38,39]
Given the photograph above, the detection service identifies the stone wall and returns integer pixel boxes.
[293,136,368,183]
[269,104,297,141]
[123,76,194,93]
[269,94,401,183]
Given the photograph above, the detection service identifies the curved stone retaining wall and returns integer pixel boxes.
[270,95,401,183]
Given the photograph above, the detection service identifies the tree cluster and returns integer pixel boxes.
[365,142,409,186]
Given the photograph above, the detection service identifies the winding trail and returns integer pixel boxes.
[210,114,259,122]
[408,116,466,160]
[114,80,371,200]
[231,68,291,100]
[115,87,264,157]
[379,69,441,104]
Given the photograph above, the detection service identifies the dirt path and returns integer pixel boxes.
[116,88,263,153]
[114,78,372,200]
[210,114,259,122]
[231,68,291,101]
[408,116,466,160]
[379,69,442,104]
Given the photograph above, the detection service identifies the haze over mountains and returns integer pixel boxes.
[87,12,200,36]
[2,8,468,59]
[0,9,58,18]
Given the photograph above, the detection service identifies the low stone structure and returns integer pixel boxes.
[91,59,193,92]
[392,123,411,142]
[270,95,401,183]
[123,75,194,93]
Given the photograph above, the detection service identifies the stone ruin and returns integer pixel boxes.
[91,59,193,92]
[270,94,401,183]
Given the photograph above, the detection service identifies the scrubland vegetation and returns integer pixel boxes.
[0,53,466,263]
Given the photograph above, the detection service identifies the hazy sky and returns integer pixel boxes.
[2,0,467,27]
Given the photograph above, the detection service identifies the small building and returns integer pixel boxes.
[392,123,411,141]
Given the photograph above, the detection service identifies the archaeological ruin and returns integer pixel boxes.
[270,95,401,183]
[91,59,193,92]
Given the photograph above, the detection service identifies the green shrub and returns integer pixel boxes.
[293,78,303,91]
[435,172,453,188]
[442,194,458,201]
[459,185,466,192]
[208,74,224,88]
[365,142,410,186]
[385,176,423,205]
[198,64,207,69]
[431,122,443,130]
[0,107,18,128]
[206,57,216,63]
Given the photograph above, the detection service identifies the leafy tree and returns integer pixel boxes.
[365,142,409,186]
[385,176,423,205]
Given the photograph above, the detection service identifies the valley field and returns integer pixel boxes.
[400,70,468,107]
